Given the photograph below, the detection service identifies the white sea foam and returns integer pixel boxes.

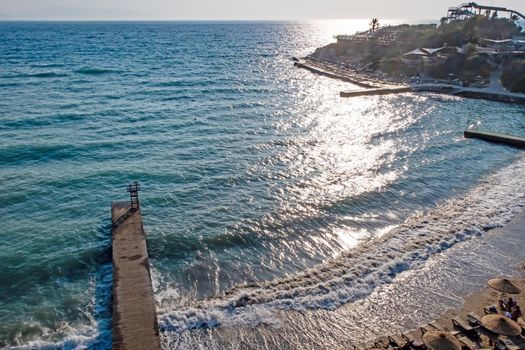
[8,264,113,350]
[158,154,525,333]
[9,326,102,350]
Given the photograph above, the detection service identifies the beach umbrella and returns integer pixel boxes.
[422,331,461,350]
[481,315,522,336]
[487,278,521,294]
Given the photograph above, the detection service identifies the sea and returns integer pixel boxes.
[0,21,525,350]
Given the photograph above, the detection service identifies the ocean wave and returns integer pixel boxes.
[30,72,68,78]
[0,113,87,130]
[10,334,96,350]
[158,154,525,333]
[150,80,216,88]
[1,72,68,79]
[5,263,112,350]
[160,95,195,102]
[0,138,156,166]
[74,68,120,75]
[0,143,88,165]
[30,63,65,69]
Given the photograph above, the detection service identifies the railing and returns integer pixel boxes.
[127,181,141,210]
[112,182,142,228]
[112,205,138,228]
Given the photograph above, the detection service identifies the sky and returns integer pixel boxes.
[0,0,524,21]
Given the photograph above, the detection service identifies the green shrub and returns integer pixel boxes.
[379,58,417,76]
[459,54,492,81]
[501,60,525,93]
[425,54,466,79]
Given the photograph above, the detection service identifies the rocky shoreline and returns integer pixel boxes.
[304,15,525,94]
[294,57,525,105]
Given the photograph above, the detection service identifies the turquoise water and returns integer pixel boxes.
[0,21,524,349]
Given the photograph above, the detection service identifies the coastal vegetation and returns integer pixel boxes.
[311,15,525,92]
[501,59,525,92]
[369,18,380,33]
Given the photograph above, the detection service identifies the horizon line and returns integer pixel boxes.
[0,18,431,23]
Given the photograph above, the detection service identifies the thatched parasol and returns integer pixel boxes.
[422,331,462,350]
[487,278,521,294]
[481,315,522,336]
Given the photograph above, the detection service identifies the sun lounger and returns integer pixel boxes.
[374,339,390,349]
[494,341,508,350]
[497,337,525,350]
[453,316,481,339]
[450,330,461,337]
[401,332,416,343]
[429,321,447,331]
[484,305,498,314]
[467,312,482,327]
[453,316,475,332]
[420,321,447,333]
[388,334,407,348]
[458,336,478,349]
[420,324,435,334]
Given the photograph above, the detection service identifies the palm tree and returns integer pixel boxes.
[369,18,380,34]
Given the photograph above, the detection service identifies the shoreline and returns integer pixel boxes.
[361,209,525,349]
[369,277,525,349]
[158,154,525,349]
[295,57,525,105]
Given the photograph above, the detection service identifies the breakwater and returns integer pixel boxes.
[464,130,525,148]
[339,84,525,104]
[294,59,525,105]
[339,86,413,97]
[452,90,525,105]
[294,59,379,88]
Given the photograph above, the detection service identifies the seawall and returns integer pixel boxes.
[294,59,379,88]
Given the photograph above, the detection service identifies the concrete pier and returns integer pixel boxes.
[294,59,379,88]
[452,90,525,104]
[111,201,161,350]
[340,86,414,97]
[340,84,525,104]
[464,130,525,148]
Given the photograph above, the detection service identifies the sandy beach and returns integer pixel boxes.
[294,56,525,349]
[366,211,525,349]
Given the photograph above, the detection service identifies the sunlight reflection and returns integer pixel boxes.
[269,71,425,250]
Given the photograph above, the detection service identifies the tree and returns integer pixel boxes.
[369,18,380,34]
